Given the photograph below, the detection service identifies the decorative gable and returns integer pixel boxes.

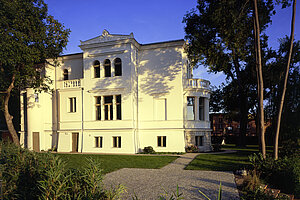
[80,29,134,46]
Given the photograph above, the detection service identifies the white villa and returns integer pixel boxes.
[20,30,212,153]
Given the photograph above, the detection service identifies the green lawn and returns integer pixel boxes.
[57,154,178,174]
[185,144,271,171]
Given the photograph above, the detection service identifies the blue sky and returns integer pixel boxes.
[44,0,299,86]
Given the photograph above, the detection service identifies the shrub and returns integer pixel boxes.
[249,153,300,198]
[212,144,222,152]
[185,145,198,153]
[143,146,155,154]
[0,142,124,200]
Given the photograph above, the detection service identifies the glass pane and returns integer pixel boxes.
[187,97,195,120]
[117,104,121,120]
[104,96,113,103]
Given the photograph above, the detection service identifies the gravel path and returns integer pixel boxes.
[103,153,240,200]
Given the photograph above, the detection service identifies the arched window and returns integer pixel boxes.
[104,59,111,77]
[63,69,68,80]
[93,60,100,78]
[114,58,122,76]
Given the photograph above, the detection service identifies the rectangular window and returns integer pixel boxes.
[113,136,121,148]
[69,97,76,112]
[34,93,39,103]
[104,96,113,120]
[187,97,195,120]
[199,97,205,120]
[195,136,203,146]
[95,136,103,148]
[116,95,121,120]
[157,136,166,147]
[95,96,101,120]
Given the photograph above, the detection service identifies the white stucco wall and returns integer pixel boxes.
[20,30,211,153]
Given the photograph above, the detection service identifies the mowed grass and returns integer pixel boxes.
[57,154,178,174]
[185,144,273,171]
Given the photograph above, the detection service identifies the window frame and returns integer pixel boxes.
[112,136,121,148]
[195,136,203,146]
[157,136,166,147]
[116,95,121,120]
[199,97,205,121]
[95,96,101,120]
[95,136,103,148]
[114,58,122,76]
[93,60,100,78]
[104,59,111,77]
[187,96,195,120]
[63,69,69,80]
[104,95,113,120]
[69,97,76,113]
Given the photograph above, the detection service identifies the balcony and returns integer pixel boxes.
[186,78,210,90]
[63,79,82,88]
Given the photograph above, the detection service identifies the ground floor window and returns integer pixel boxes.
[195,136,203,146]
[95,136,103,148]
[113,136,121,148]
[157,136,166,147]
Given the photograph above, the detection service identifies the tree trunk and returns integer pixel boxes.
[3,74,20,145]
[254,0,266,159]
[274,0,297,160]
[239,92,248,147]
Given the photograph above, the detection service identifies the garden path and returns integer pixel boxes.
[103,153,240,200]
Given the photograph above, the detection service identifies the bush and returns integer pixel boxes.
[0,142,124,200]
[185,145,198,153]
[143,146,155,154]
[212,144,222,152]
[249,153,300,198]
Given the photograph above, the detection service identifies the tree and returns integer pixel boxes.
[183,0,274,147]
[253,0,266,158]
[0,0,70,145]
[274,0,297,160]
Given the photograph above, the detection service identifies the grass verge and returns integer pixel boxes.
[185,144,272,171]
[57,154,178,174]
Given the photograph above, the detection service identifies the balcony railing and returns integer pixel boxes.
[63,79,82,88]
[186,78,210,89]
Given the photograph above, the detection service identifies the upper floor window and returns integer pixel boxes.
[114,58,122,76]
[187,97,195,120]
[69,97,76,112]
[93,60,100,78]
[95,96,101,120]
[63,69,68,80]
[199,97,205,121]
[104,95,113,120]
[34,93,39,103]
[116,95,121,120]
[104,59,111,77]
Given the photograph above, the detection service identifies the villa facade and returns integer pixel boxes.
[20,30,212,153]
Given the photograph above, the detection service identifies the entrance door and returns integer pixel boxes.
[33,132,40,152]
[72,133,79,152]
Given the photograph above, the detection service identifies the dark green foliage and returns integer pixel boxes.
[183,0,275,146]
[211,144,222,152]
[185,145,198,153]
[143,146,155,154]
[0,0,70,92]
[0,142,109,200]
[249,153,300,198]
